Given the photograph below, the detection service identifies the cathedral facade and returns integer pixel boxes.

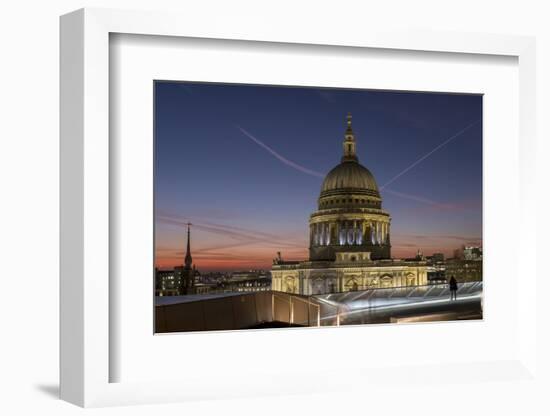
[271,114,427,295]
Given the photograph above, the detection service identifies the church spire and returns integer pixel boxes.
[342,112,358,162]
[184,222,193,270]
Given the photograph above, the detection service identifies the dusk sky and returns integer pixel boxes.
[154,82,482,271]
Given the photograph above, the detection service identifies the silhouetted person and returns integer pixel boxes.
[449,276,458,301]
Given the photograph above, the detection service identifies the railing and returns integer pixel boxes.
[312,281,483,325]
[272,292,321,327]
[316,281,482,304]
[155,282,483,333]
[156,290,325,333]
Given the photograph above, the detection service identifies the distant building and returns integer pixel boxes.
[179,223,196,294]
[431,252,445,263]
[426,264,446,284]
[425,252,446,284]
[415,249,426,261]
[445,259,482,282]
[193,282,218,295]
[199,271,225,284]
[155,223,201,296]
[464,246,482,261]
[155,269,180,296]
[221,271,271,293]
[453,246,465,260]
[174,265,200,288]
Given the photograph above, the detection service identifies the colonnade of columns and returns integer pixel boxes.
[310,220,389,247]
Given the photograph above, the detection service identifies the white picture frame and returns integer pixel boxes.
[60,7,538,408]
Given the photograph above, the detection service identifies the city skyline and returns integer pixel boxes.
[155,82,482,271]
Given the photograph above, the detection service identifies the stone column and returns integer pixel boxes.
[365,221,372,244]
[315,223,320,246]
[316,223,320,246]
[344,221,349,245]
[369,222,373,244]
[342,221,346,246]
[342,221,346,245]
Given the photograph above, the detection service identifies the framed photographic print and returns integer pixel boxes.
[153,81,483,334]
[60,7,538,408]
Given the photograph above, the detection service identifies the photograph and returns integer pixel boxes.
[153,81,483,333]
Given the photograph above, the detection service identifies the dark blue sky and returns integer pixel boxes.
[155,81,482,271]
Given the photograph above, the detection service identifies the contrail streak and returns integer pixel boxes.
[380,119,481,190]
[236,124,474,209]
[382,189,456,209]
[157,215,305,249]
[236,125,325,178]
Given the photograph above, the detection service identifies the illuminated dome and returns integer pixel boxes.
[321,161,379,197]
[309,113,391,262]
[317,113,382,207]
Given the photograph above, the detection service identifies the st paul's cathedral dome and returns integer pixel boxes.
[309,113,391,261]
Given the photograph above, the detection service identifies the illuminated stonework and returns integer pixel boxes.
[272,114,427,295]
[310,113,391,261]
